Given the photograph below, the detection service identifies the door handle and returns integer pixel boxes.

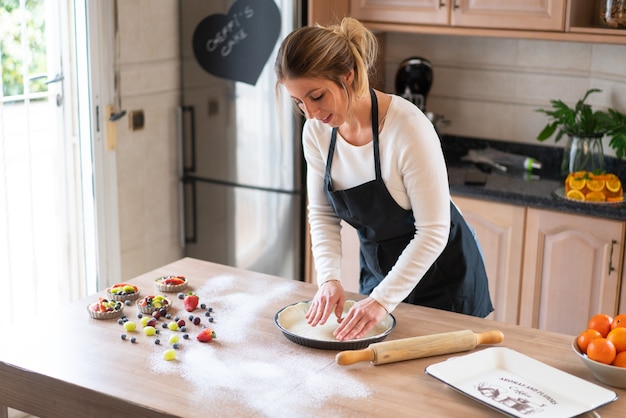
[45,73,65,84]
[177,106,196,173]
[182,178,197,244]
[609,239,617,275]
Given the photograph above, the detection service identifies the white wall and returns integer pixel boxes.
[115,0,183,279]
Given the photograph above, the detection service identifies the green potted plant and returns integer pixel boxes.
[536,88,626,176]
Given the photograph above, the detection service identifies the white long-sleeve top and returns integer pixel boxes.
[303,94,451,313]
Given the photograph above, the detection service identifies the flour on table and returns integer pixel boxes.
[148,274,371,416]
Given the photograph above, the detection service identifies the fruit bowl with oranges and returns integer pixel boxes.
[563,171,623,203]
[573,313,626,388]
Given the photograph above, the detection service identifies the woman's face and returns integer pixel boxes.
[282,74,352,128]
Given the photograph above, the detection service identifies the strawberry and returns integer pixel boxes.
[196,328,216,343]
[183,292,199,312]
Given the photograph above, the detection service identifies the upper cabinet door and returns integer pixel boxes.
[350,0,566,31]
[451,0,567,31]
[350,0,450,26]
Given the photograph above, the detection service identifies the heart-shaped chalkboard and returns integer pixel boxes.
[192,0,281,85]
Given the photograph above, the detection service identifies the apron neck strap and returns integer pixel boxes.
[326,88,382,183]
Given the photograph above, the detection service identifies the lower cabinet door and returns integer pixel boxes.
[519,208,625,335]
[453,196,525,325]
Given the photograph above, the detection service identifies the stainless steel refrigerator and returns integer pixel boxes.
[178,0,306,280]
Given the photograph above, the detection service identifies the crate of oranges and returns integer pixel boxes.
[564,171,623,203]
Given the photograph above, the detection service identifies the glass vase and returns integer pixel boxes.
[561,135,606,177]
[601,0,626,28]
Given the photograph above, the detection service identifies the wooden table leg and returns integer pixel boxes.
[0,404,8,418]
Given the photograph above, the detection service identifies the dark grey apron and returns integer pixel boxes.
[323,89,493,317]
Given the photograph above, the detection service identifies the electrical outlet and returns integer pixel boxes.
[128,110,145,131]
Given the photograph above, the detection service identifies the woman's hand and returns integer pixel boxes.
[305,280,346,327]
[333,297,388,341]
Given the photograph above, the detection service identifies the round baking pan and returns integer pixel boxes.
[274,300,396,350]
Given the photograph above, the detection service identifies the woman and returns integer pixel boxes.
[275,17,493,341]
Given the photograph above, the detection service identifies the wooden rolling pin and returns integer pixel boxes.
[335,329,504,366]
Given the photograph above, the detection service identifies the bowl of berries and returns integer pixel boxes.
[573,313,626,389]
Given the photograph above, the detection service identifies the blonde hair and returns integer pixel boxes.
[275,17,378,105]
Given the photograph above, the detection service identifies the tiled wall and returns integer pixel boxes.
[112,1,626,279]
[383,32,626,156]
[115,0,183,279]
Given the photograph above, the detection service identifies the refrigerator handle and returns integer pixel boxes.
[181,178,197,245]
[177,105,196,174]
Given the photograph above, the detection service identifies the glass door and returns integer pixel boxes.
[0,0,88,326]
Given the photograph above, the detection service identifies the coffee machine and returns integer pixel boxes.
[395,57,448,131]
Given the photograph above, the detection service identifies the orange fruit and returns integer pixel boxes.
[566,189,585,201]
[577,329,602,353]
[606,175,622,193]
[612,313,626,330]
[587,338,617,364]
[586,178,605,192]
[613,351,626,368]
[588,313,613,337]
[585,191,606,202]
[568,175,586,190]
[607,327,626,352]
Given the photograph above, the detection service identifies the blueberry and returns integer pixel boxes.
[162,323,168,329]
[155,329,160,334]
[174,316,180,322]
[117,318,124,325]
[124,300,131,306]
[173,343,180,349]
[165,313,172,320]
[155,339,160,345]
[208,307,213,312]
[205,311,211,317]
[137,312,143,318]
[188,314,194,321]
[180,326,187,332]
[183,334,189,339]
[200,303,206,309]
[208,317,214,323]
[177,292,184,300]
[130,337,136,343]
[121,334,127,340]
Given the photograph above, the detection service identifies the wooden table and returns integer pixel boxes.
[0,257,623,417]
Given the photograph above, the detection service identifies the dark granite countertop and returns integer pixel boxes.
[442,136,626,222]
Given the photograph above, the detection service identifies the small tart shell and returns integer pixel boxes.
[87,303,124,320]
[137,296,172,314]
[106,286,141,301]
[155,275,188,293]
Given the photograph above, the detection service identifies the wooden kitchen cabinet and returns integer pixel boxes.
[311,0,626,45]
[453,196,525,325]
[519,208,625,336]
[454,196,625,334]
[350,0,566,31]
